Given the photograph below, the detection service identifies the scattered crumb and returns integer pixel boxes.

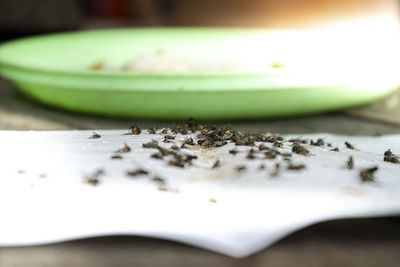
[89,132,101,139]
[209,197,217,203]
[359,167,378,183]
[346,156,354,170]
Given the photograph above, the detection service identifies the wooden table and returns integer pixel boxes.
[1,78,400,267]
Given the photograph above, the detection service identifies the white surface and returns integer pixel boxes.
[0,130,399,257]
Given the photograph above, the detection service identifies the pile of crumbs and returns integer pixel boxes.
[79,119,399,192]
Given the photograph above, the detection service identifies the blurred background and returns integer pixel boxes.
[0,0,399,41]
[1,0,400,129]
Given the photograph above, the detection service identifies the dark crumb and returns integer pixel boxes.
[85,178,100,186]
[288,138,307,144]
[270,163,280,177]
[273,141,284,148]
[292,144,310,156]
[172,124,188,135]
[151,176,166,185]
[346,156,354,170]
[281,153,292,158]
[127,168,149,177]
[164,135,175,140]
[148,127,157,134]
[158,186,170,192]
[359,167,378,183]
[384,149,392,157]
[197,139,214,148]
[214,141,228,147]
[183,137,195,146]
[345,141,358,150]
[229,149,239,155]
[383,149,400,164]
[168,160,185,168]
[85,169,104,186]
[310,138,324,147]
[115,143,131,153]
[209,197,217,203]
[126,125,141,135]
[258,164,265,170]
[327,143,332,147]
[266,135,284,143]
[235,165,246,172]
[151,152,164,159]
[180,143,188,149]
[258,144,270,151]
[287,163,306,170]
[265,151,278,160]
[161,128,169,134]
[171,145,180,151]
[142,140,159,149]
[163,139,173,143]
[111,155,123,160]
[187,117,198,128]
[331,147,339,152]
[246,149,256,159]
[89,132,101,139]
[212,160,221,169]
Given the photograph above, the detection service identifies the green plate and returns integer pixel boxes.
[0,28,399,120]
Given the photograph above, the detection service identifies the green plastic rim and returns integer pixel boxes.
[0,28,399,120]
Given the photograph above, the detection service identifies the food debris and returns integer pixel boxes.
[82,118,395,193]
[180,143,188,149]
[209,197,217,203]
[126,125,141,135]
[288,138,307,145]
[151,176,166,185]
[168,160,185,168]
[287,163,306,170]
[310,138,324,147]
[85,178,100,186]
[258,144,269,151]
[171,145,180,151]
[148,127,157,134]
[142,140,159,149]
[292,144,310,156]
[246,149,256,159]
[89,132,101,139]
[273,141,284,148]
[383,149,400,164]
[212,160,221,169]
[158,186,170,192]
[359,167,378,183]
[85,169,104,186]
[183,137,195,146]
[346,156,354,170]
[235,165,247,172]
[127,168,149,177]
[345,141,358,151]
[115,143,131,153]
[229,149,239,155]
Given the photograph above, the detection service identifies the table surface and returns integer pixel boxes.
[1,78,400,267]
